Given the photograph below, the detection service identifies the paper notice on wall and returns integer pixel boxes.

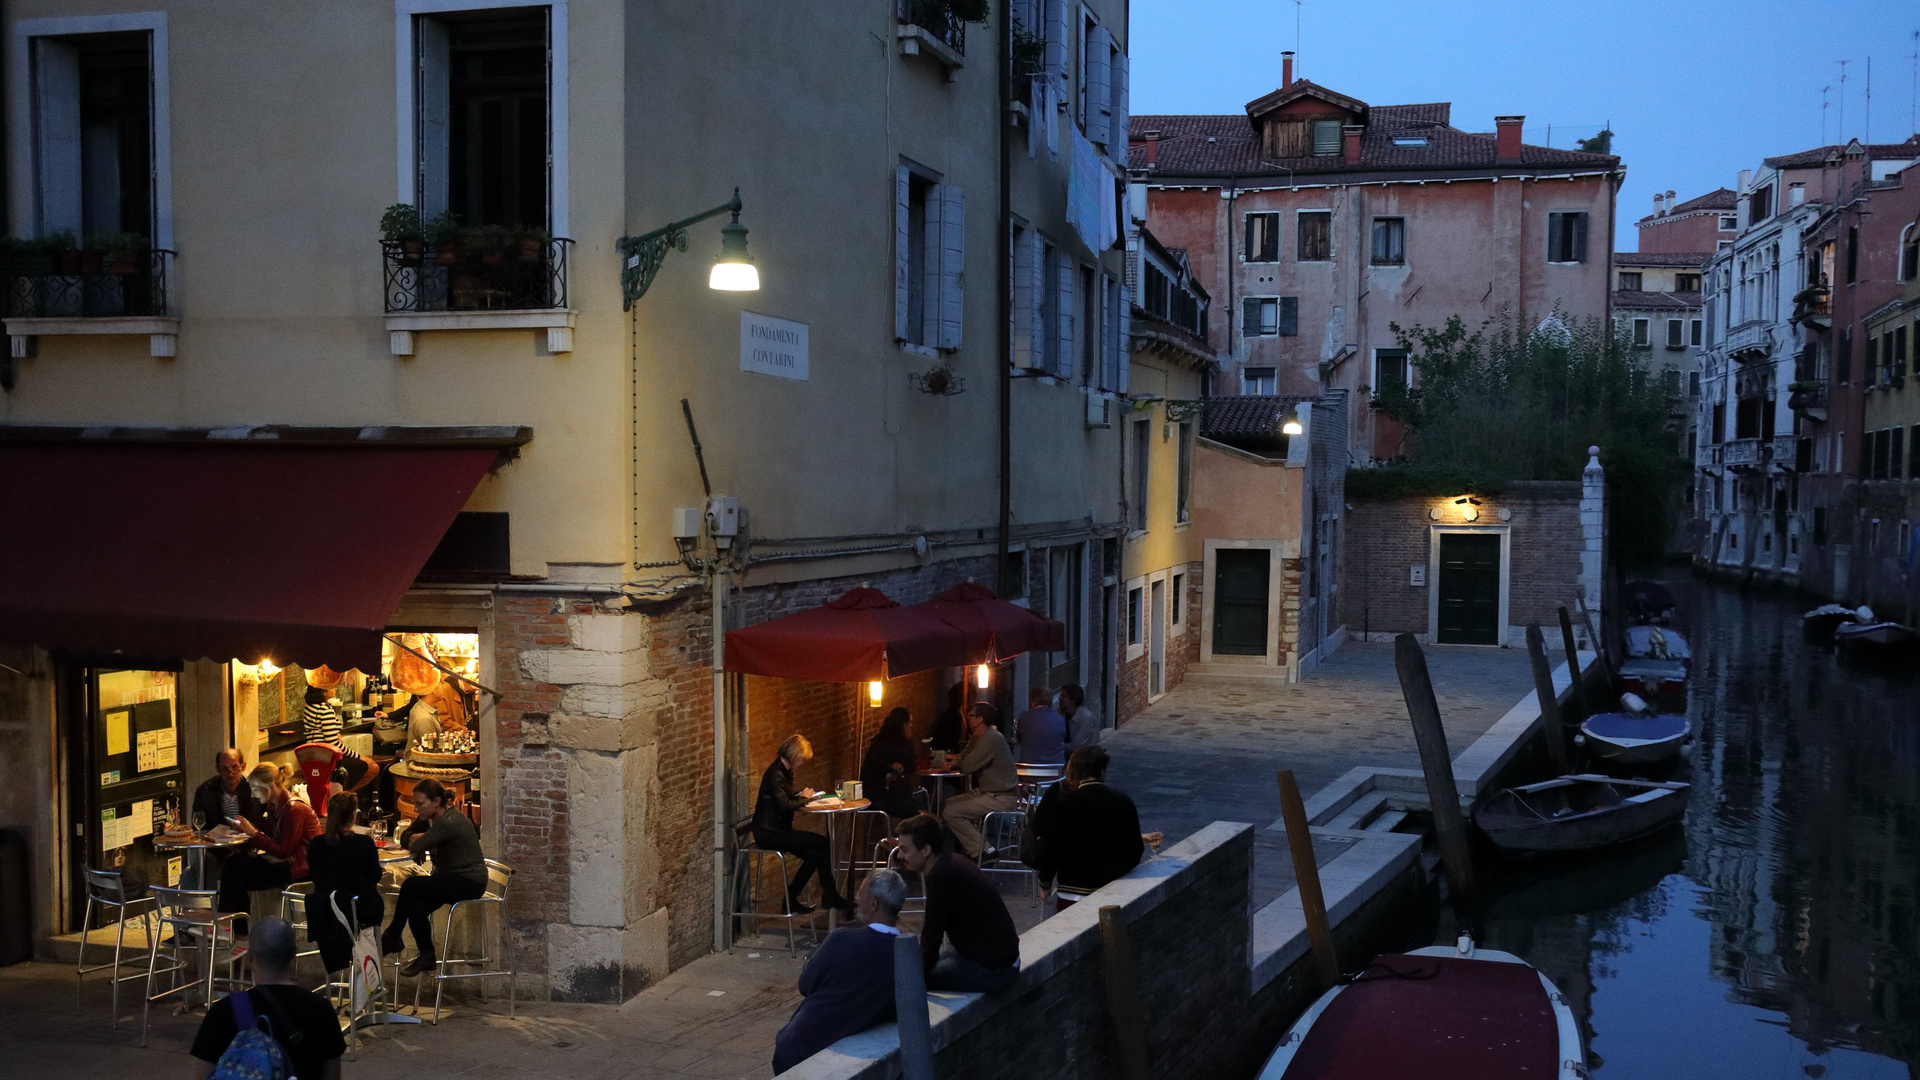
[155,727,178,769]
[131,800,154,838]
[136,730,160,772]
[105,710,131,756]
[168,857,182,887]
[102,812,133,851]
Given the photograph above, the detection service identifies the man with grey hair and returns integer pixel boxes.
[191,917,345,1080]
[772,871,907,1073]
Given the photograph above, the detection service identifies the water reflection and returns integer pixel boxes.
[1455,576,1920,1077]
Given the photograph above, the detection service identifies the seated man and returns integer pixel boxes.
[771,870,908,1073]
[894,814,1019,995]
[190,749,269,908]
[1059,684,1099,755]
[1013,687,1067,766]
[941,703,1018,862]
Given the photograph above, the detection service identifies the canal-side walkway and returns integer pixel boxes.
[3,639,1545,1080]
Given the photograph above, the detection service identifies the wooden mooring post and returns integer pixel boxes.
[1099,905,1154,1080]
[1393,633,1477,905]
[1558,605,1589,721]
[894,934,935,1080]
[1277,769,1340,988]
[1525,624,1572,773]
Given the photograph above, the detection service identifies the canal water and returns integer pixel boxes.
[1442,575,1920,1078]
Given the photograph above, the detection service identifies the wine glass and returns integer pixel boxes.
[191,811,206,833]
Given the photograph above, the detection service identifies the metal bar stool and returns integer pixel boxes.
[728,819,820,955]
[278,881,327,988]
[884,844,928,916]
[412,859,515,1024]
[141,885,245,1046]
[77,866,159,1027]
[979,810,1038,906]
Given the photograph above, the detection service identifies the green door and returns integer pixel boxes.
[1212,549,1270,656]
[1436,533,1501,645]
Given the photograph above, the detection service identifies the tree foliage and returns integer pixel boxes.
[1364,311,1686,563]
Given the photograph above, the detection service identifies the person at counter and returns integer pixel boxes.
[754,735,854,916]
[302,667,379,794]
[860,709,923,820]
[381,779,487,976]
[307,792,385,974]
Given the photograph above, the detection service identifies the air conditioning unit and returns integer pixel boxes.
[1085,390,1111,427]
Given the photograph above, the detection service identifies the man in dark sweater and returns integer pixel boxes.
[894,814,1019,994]
[771,870,908,1073]
[1029,746,1159,910]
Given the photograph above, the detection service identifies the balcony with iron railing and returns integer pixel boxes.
[1,245,179,356]
[1725,320,1775,360]
[1791,286,1831,329]
[383,236,570,314]
[896,0,969,72]
[1787,378,1829,418]
[1723,438,1764,468]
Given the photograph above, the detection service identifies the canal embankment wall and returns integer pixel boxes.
[792,649,1602,1079]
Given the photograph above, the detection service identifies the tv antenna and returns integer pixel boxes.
[1837,59,1849,143]
[1821,85,1830,145]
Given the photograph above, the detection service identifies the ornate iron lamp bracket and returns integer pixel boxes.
[618,189,744,310]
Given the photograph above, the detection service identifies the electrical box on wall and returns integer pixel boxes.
[1410,564,1427,587]
[671,508,704,539]
[708,495,741,537]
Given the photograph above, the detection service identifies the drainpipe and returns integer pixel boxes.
[995,0,1013,596]
[711,568,729,952]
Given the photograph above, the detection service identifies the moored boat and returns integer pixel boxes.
[1256,939,1585,1080]
[1833,619,1920,659]
[1625,624,1691,662]
[1618,656,1687,706]
[1580,710,1691,765]
[1624,579,1677,624]
[1801,603,1858,640]
[1474,774,1689,853]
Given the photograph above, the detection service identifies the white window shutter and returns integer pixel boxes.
[1029,233,1049,367]
[937,184,965,350]
[32,39,82,235]
[894,166,911,341]
[1011,227,1034,367]
[1117,284,1131,393]
[1044,0,1068,77]
[1110,50,1129,164]
[1056,256,1076,380]
[1088,26,1112,141]
[416,17,452,218]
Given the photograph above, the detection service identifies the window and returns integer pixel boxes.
[895,165,964,350]
[1689,370,1701,397]
[1311,120,1340,156]
[1080,264,1098,383]
[1370,217,1405,266]
[1143,261,1169,317]
[1126,586,1143,646]
[1667,319,1684,348]
[1241,296,1296,337]
[1040,240,1064,374]
[1913,425,1920,479]
[1100,272,1126,391]
[1662,369,1681,395]
[1176,422,1193,524]
[1748,185,1773,226]
[1846,226,1859,283]
[1690,319,1703,347]
[30,30,157,242]
[1866,336,1879,384]
[1547,212,1588,263]
[1245,212,1280,263]
[1632,318,1650,347]
[412,8,554,234]
[1243,367,1277,394]
[1895,325,1910,379]
[1788,182,1805,206]
[1618,271,1644,291]
[1130,418,1151,532]
[1297,211,1332,261]
[1839,328,1852,384]
[1047,546,1083,679]
[1171,572,1185,626]
[1903,227,1920,282]
[1719,214,1738,232]
[1373,349,1409,396]
[1392,136,1428,147]
[1676,273,1702,292]
[1893,428,1906,480]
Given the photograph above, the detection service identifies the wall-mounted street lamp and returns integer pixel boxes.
[618,188,759,309]
[1282,419,1305,436]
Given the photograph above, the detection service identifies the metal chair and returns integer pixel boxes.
[76,866,158,1027]
[979,810,1038,906]
[141,885,245,1046]
[729,820,822,955]
[279,881,326,986]
[413,859,515,1024]
[883,844,928,916]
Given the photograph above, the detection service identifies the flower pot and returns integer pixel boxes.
[79,252,105,275]
[433,242,461,266]
[518,238,544,262]
[925,371,951,394]
[57,252,83,275]
[107,252,139,275]
[398,239,424,267]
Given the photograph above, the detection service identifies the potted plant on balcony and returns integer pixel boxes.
[464,224,513,267]
[85,233,149,276]
[426,212,462,265]
[381,204,425,266]
[947,0,989,21]
[516,228,550,263]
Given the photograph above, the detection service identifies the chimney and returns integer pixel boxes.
[1653,192,1665,216]
[1495,115,1524,163]
[1665,190,1677,214]
[1342,124,1363,165]
[1144,129,1160,169]
[1282,51,1294,88]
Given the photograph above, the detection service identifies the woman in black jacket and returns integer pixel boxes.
[1029,746,1160,910]
[304,792,385,974]
[753,735,853,915]
[860,709,923,820]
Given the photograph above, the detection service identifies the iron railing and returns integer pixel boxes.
[3,249,174,318]
[899,0,966,56]
[1723,438,1763,467]
[383,237,571,314]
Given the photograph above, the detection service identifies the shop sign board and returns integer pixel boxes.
[740,311,808,381]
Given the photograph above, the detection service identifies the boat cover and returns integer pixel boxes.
[1285,955,1557,1079]
[1582,713,1689,745]
[1625,625,1691,660]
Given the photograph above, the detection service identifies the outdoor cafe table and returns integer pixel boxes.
[917,771,968,816]
[799,796,870,900]
[152,830,249,891]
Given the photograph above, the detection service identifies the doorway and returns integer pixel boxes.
[1436,533,1502,645]
[1212,549,1270,656]
[60,665,186,928]
[1148,578,1166,696]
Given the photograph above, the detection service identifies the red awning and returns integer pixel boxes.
[723,587,970,682]
[0,441,502,671]
[911,581,1065,662]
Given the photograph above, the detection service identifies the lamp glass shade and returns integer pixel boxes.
[709,260,759,291]
[1282,420,1304,436]
[975,664,991,689]
[867,680,884,705]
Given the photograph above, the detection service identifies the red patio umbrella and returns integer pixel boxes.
[912,581,1067,662]
[723,586,972,682]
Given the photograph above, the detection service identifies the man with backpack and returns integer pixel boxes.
[191,917,345,1080]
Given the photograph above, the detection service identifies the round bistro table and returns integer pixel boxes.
[152,831,250,892]
[917,771,967,816]
[799,797,871,903]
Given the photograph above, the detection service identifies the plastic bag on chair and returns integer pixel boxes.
[329,890,385,1016]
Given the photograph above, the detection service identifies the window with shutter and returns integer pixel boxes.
[1011,223,1034,367]
[1245,213,1279,263]
[1044,0,1068,76]
[1087,24,1111,138]
[895,166,912,340]
[1242,296,1262,337]
[1372,349,1409,395]
[1547,212,1588,263]
[936,183,965,350]
[1116,283,1131,393]
[1278,297,1299,337]
[1030,232,1050,368]
[1056,253,1076,379]
[1102,274,1122,390]
[1370,218,1405,266]
[1311,120,1341,156]
[1109,49,1129,162]
[1667,319,1683,348]
[1297,211,1332,261]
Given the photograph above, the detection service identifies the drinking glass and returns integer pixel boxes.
[191,811,206,833]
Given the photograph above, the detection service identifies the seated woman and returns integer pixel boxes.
[305,792,385,974]
[224,764,323,918]
[381,780,488,976]
[1028,746,1160,911]
[753,735,853,916]
[860,708,923,820]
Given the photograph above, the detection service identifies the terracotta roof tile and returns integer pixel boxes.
[1614,252,1712,267]
[1762,136,1920,169]
[1200,395,1319,437]
[1611,290,1702,311]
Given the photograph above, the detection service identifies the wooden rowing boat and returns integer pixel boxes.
[1473,774,1689,853]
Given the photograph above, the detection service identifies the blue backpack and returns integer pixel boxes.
[210,991,291,1080]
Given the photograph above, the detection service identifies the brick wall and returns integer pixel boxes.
[1113,563,1203,725]
[1341,483,1585,642]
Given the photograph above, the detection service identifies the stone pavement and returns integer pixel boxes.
[1104,640,1541,909]
[2,639,1540,1079]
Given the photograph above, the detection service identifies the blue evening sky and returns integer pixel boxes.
[1129,0,1919,250]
